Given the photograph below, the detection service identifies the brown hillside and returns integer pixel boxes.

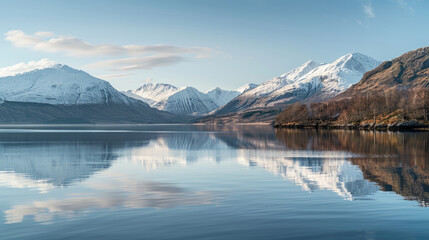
[337,46,429,99]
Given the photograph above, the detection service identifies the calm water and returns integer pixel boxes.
[0,125,428,240]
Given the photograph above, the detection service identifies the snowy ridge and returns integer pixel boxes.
[0,64,136,106]
[130,83,178,103]
[246,60,321,98]
[235,83,258,93]
[127,83,254,115]
[155,87,218,115]
[0,58,57,78]
[216,53,380,114]
[206,87,240,106]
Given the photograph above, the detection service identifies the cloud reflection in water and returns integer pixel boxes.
[5,178,216,224]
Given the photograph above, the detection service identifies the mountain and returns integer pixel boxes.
[235,83,258,93]
[336,46,429,99]
[205,87,240,106]
[126,83,178,105]
[127,83,218,115]
[155,87,218,115]
[215,53,380,115]
[127,83,254,115]
[0,65,182,123]
[0,64,134,105]
[275,46,429,129]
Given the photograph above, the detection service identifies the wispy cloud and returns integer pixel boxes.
[4,30,216,72]
[97,73,135,79]
[5,30,213,57]
[363,2,375,18]
[0,58,56,77]
[88,54,185,71]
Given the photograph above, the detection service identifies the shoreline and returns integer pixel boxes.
[274,120,429,131]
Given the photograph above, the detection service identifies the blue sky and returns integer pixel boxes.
[0,0,427,91]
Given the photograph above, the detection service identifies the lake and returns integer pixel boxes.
[0,125,428,240]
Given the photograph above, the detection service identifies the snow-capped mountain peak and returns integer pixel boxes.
[131,83,178,103]
[127,52,380,117]
[206,87,241,107]
[0,59,57,78]
[279,60,320,81]
[215,52,380,114]
[332,53,380,74]
[155,86,218,115]
[241,60,321,98]
[0,64,133,106]
[128,83,244,115]
[235,83,258,93]
[297,52,380,92]
[49,64,83,73]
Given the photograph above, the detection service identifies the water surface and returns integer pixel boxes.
[0,125,428,239]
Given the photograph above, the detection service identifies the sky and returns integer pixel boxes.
[0,0,428,91]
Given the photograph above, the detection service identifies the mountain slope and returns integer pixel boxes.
[235,83,258,93]
[128,83,254,115]
[127,83,178,104]
[275,46,429,128]
[0,65,183,123]
[155,87,218,115]
[336,46,429,99]
[205,87,240,107]
[0,64,132,105]
[215,53,380,115]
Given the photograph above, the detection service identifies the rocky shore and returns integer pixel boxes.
[274,120,429,131]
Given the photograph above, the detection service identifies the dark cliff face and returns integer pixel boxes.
[337,46,429,99]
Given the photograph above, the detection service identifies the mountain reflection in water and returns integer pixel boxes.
[275,129,429,206]
[0,125,428,227]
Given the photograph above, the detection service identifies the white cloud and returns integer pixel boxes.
[87,54,185,71]
[34,31,55,38]
[97,73,135,79]
[0,58,56,77]
[4,30,215,72]
[363,3,375,18]
[5,30,214,57]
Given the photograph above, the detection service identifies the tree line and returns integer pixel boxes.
[276,88,429,124]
